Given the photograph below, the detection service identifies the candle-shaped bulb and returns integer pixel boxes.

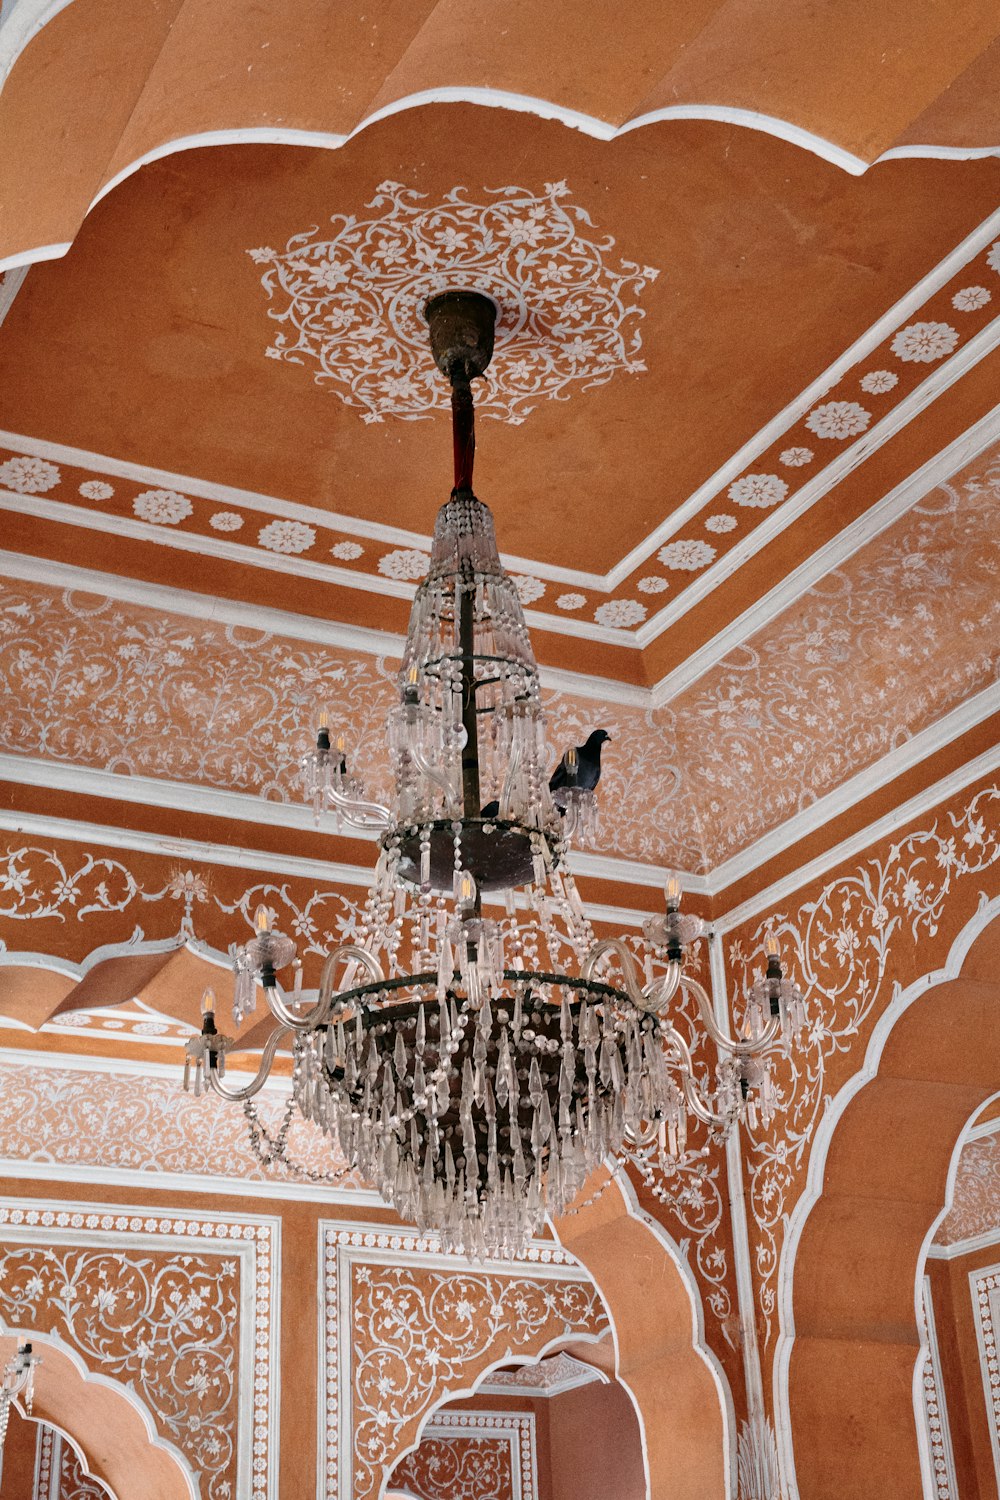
[764,929,781,960]
[664,870,683,911]
[318,708,330,730]
[408,665,419,685]
[201,987,216,1017]
[459,872,476,906]
[255,904,271,934]
[566,747,578,777]
[334,731,347,756]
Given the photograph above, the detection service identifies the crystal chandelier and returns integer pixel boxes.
[0,1342,39,1463]
[184,292,806,1258]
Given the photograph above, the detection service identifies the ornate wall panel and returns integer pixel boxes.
[389,1412,536,1500]
[34,1424,112,1500]
[0,1196,280,1500]
[319,1225,607,1500]
[724,773,1000,1366]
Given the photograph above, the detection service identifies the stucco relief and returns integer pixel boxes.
[0,1198,279,1500]
[936,1129,1000,1246]
[970,1265,1000,1488]
[320,1226,606,1500]
[248,181,659,427]
[390,1413,535,1500]
[725,778,1000,1350]
[0,1062,362,1190]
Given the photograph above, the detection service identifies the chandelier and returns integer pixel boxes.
[184,292,806,1258]
[0,1342,38,1462]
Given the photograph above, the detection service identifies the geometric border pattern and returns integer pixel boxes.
[919,1276,959,1500]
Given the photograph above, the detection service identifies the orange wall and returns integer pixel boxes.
[548,1378,646,1500]
[928,1243,1000,1500]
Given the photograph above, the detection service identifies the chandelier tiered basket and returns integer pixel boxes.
[185,292,806,1258]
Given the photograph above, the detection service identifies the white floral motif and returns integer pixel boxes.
[780,447,813,467]
[512,575,546,605]
[555,593,586,610]
[133,489,193,525]
[890,321,959,363]
[79,480,114,501]
[637,576,669,594]
[248,181,659,424]
[952,285,991,312]
[0,456,61,493]
[377,548,431,581]
[805,401,871,441]
[257,519,316,554]
[657,539,716,571]
[209,511,244,532]
[859,370,898,394]
[727,473,789,509]
[331,540,364,561]
[987,240,1000,276]
[705,514,737,534]
[593,599,646,627]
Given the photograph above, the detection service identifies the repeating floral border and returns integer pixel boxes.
[919,1277,959,1500]
[0,1197,279,1500]
[2,227,998,632]
[970,1263,1000,1489]
[319,1225,605,1500]
[34,1425,112,1500]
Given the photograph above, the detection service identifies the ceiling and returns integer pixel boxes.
[0,0,999,1003]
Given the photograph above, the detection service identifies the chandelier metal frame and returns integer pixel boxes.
[184,291,805,1258]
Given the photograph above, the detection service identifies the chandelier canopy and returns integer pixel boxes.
[185,291,806,1258]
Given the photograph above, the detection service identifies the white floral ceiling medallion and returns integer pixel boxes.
[248,181,659,424]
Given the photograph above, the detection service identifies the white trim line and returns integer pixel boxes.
[713,686,1000,926]
[0,792,677,918]
[0,266,28,328]
[634,314,1000,648]
[0,548,652,706]
[648,401,1000,704]
[927,1226,1000,1260]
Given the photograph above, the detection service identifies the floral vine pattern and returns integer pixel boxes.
[0,1198,279,1500]
[0,1061,363,1188]
[248,180,658,426]
[389,1413,535,1500]
[320,1226,606,1500]
[726,780,1000,1348]
[935,1128,1000,1246]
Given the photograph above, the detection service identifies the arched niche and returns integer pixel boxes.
[556,1172,734,1500]
[0,1332,195,1500]
[778,902,1000,1499]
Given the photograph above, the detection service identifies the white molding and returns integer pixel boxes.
[477,1351,606,1399]
[713,695,1000,929]
[0,548,651,706]
[0,798,668,925]
[648,400,1000,704]
[771,895,1000,1499]
[633,316,1000,648]
[918,1275,960,1500]
[970,1260,1000,1491]
[390,1410,537,1500]
[927,1225,1000,1260]
[0,266,28,328]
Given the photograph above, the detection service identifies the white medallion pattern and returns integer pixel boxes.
[209,510,243,532]
[593,598,646,627]
[971,1264,1000,1487]
[0,456,61,493]
[890,322,959,363]
[132,489,193,525]
[953,285,991,312]
[78,480,114,501]
[727,474,788,509]
[804,401,870,440]
[657,539,716,571]
[257,518,315,554]
[779,447,813,467]
[248,181,658,425]
[919,1277,959,1500]
[859,370,898,394]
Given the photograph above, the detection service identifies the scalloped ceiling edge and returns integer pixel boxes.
[2,91,1000,275]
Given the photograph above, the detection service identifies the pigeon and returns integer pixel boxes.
[480,729,611,818]
[549,729,611,796]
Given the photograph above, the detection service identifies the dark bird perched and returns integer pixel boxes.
[481,729,611,818]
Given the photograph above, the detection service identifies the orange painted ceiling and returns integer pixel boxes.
[1,2,1000,1052]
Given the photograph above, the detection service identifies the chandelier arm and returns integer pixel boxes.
[678,973,779,1055]
[264,945,387,1032]
[321,785,393,829]
[407,742,460,808]
[580,937,650,1009]
[206,1025,292,1102]
[657,1020,733,1130]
